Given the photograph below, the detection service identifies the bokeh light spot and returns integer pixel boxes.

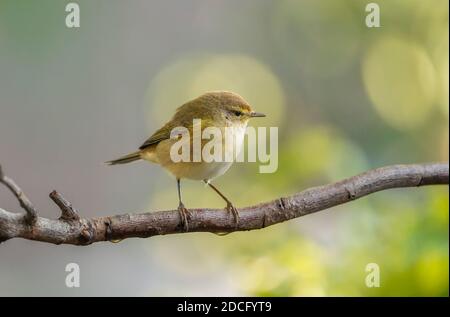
[146,53,285,128]
[363,36,437,130]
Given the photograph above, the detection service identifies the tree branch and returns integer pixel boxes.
[0,162,448,245]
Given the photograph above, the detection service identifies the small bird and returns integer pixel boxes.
[107,91,265,231]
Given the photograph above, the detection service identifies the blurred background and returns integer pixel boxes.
[0,0,448,296]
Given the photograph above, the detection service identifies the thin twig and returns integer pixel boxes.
[0,162,448,245]
[0,165,37,223]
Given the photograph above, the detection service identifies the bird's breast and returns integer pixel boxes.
[231,124,247,157]
[151,122,248,181]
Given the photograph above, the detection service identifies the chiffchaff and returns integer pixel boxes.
[107,91,265,231]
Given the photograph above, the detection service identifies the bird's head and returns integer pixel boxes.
[173,91,266,128]
[202,91,266,125]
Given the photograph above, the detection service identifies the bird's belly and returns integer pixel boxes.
[165,161,233,181]
[154,123,247,181]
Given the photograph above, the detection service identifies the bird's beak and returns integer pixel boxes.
[250,112,266,118]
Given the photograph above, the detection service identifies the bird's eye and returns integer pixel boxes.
[233,110,242,117]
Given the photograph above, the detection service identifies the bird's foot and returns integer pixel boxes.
[178,203,191,232]
[226,202,239,229]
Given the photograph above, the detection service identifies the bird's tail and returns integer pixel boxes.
[106,151,142,165]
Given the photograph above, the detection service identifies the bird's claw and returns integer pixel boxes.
[178,203,191,232]
[226,202,239,229]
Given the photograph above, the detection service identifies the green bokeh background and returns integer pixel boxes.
[0,0,448,296]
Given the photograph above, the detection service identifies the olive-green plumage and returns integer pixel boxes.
[107,91,258,165]
[107,91,265,231]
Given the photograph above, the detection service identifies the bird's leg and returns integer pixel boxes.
[177,179,190,231]
[204,180,239,228]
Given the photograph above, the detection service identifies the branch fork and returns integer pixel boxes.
[49,190,80,221]
[0,165,37,224]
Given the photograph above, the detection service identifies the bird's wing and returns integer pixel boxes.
[139,123,171,149]
[139,100,207,150]
[139,121,192,150]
